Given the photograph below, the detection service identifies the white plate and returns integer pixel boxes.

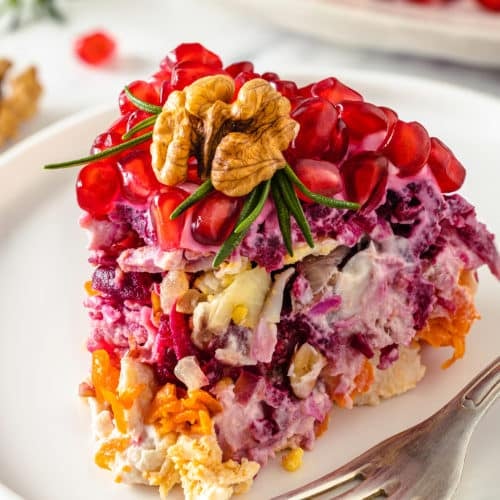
[211,0,500,68]
[0,71,499,500]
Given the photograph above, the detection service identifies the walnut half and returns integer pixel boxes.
[151,75,298,197]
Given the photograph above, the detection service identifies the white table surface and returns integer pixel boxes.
[0,1,498,499]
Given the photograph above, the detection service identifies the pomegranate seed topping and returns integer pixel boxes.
[119,80,159,115]
[159,81,173,105]
[191,191,242,246]
[294,159,342,202]
[76,161,121,216]
[149,69,171,92]
[187,157,202,184]
[384,120,431,176]
[261,72,280,82]
[291,97,338,157]
[225,61,254,78]
[90,131,121,154]
[171,61,226,90]
[74,30,116,66]
[340,101,388,144]
[297,83,314,98]
[150,188,189,250]
[312,77,363,105]
[379,106,399,149]
[108,113,130,136]
[477,0,500,11]
[118,150,160,204]
[126,110,151,135]
[427,137,466,193]
[324,118,349,163]
[273,80,298,100]
[234,71,261,95]
[341,152,389,209]
[161,43,222,70]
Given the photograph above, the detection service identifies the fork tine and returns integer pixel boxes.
[331,477,400,500]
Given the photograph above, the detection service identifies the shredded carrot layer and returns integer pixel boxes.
[418,270,480,369]
[95,437,130,470]
[146,383,222,436]
[331,359,375,408]
[91,350,144,433]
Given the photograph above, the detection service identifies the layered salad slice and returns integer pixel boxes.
[46,43,499,499]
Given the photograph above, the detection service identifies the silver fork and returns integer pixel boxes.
[272,356,499,500]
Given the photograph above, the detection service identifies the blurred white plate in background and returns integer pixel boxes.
[212,0,500,68]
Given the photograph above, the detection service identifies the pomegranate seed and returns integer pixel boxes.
[234,71,260,95]
[476,0,500,11]
[324,118,349,163]
[159,80,173,105]
[118,150,161,204]
[225,61,254,78]
[90,131,121,154]
[76,161,121,216]
[379,106,399,149]
[427,137,466,193]
[384,120,431,176]
[108,113,130,136]
[293,159,342,202]
[273,80,298,100]
[74,30,116,66]
[126,110,152,135]
[341,152,389,209]
[161,43,222,70]
[171,61,226,90]
[340,101,388,148]
[312,77,363,105]
[149,69,171,92]
[187,157,202,183]
[262,72,280,82]
[297,83,314,98]
[191,191,242,245]
[118,80,159,115]
[291,97,339,157]
[150,188,189,250]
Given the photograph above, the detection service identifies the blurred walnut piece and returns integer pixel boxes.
[0,59,43,147]
[151,74,298,197]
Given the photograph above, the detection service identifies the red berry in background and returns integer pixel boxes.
[118,80,159,115]
[234,71,260,93]
[161,43,222,70]
[384,120,431,176]
[312,77,363,105]
[291,97,339,157]
[476,0,500,11]
[427,137,466,192]
[191,191,242,245]
[341,152,389,209]
[118,150,161,204]
[225,61,254,78]
[76,161,121,216]
[293,159,343,202]
[74,30,116,66]
[171,61,226,90]
[273,80,298,100]
[340,101,388,144]
[150,188,189,250]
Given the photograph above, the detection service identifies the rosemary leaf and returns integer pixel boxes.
[234,180,271,234]
[212,188,262,268]
[122,115,158,140]
[124,86,162,114]
[278,171,314,248]
[271,178,293,257]
[170,179,213,220]
[43,132,152,169]
[284,165,360,211]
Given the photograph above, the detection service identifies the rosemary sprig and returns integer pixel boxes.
[283,165,360,211]
[234,180,271,234]
[170,179,213,220]
[271,178,293,257]
[277,171,314,248]
[122,115,158,140]
[44,132,152,169]
[124,86,162,114]
[212,186,263,268]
